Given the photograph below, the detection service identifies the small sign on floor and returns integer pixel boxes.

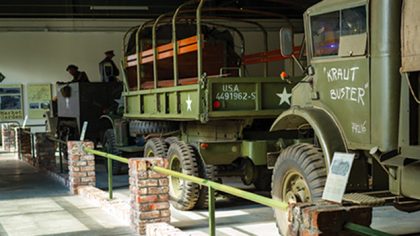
[322,152,355,203]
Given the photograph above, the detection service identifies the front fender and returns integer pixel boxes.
[271,106,347,167]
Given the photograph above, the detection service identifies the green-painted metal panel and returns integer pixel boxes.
[400,161,420,199]
[209,77,298,117]
[124,113,198,120]
[123,77,300,121]
[180,91,199,117]
[312,58,370,148]
[126,95,140,116]
[211,83,257,111]
[198,141,241,165]
[241,140,269,165]
[388,167,400,196]
[261,83,293,110]
[158,93,166,114]
[168,92,177,115]
[143,94,157,114]
[370,0,401,152]
[208,110,286,118]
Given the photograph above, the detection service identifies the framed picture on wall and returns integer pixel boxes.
[27,83,52,119]
[0,84,24,120]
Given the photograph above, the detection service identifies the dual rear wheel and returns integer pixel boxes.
[144,138,215,210]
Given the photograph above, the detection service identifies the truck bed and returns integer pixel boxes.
[123,76,297,122]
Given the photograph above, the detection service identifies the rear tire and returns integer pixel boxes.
[102,129,124,175]
[164,136,179,145]
[195,154,218,209]
[144,138,168,158]
[271,143,326,235]
[167,141,200,210]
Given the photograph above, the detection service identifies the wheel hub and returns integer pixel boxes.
[241,159,256,185]
[169,155,182,197]
[146,150,154,157]
[283,170,311,203]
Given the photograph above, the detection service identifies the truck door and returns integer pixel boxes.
[307,4,370,149]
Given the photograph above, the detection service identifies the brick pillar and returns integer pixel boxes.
[289,201,372,236]
[35,133,56,170]
[1,124,17,152]
[68,141,96,194]
[15,128,32,162]
[129,158,170,236]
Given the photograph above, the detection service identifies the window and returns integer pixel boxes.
[311,6,366,57]
[311,11,340,57]
[341,6,366,36]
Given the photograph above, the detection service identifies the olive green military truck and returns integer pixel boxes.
[270,0,420,234]
[105,0,420,234]
[104,1,304,211]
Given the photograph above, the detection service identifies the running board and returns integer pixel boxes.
[343,193,386,206]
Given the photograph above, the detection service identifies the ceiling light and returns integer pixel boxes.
[90,6,149,11]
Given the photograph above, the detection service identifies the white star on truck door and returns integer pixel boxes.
[276,88,292,105]
[186,94,192,111]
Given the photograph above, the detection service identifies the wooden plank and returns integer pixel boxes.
[178,35,198,47]
[127,61,137,67]
[127,54,137,61]
[178,44,199,55]
[140,35,198,58]
[126,35,199,63]
[141,77,200,89]
[140,44,199,65]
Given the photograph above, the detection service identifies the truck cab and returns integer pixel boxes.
[271,0,420,234]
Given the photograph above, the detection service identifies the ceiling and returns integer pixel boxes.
[0,0,320,20]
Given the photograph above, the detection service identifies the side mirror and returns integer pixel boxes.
[279,27,294,57]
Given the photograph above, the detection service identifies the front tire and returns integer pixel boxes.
[271,143,327,235]
[167,141,200,210]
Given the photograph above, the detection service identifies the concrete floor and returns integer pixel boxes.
[85,160,420,235]
[111,175,420,236]
[114,184,420,236]
[0,152,135,236]
[2,151,420,236]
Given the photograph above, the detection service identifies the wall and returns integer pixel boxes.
[0,20,133,129]
[0,32,124,84]
[0,18,303,129]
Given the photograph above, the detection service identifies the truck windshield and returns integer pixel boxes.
[311,6,366,57]
[311,11,340,57]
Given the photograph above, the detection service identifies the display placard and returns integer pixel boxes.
[322,152,355,203]
[0,84,23,120]
[27,83,52,119]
